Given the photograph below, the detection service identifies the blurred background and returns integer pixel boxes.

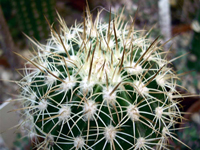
[0,0,199,149]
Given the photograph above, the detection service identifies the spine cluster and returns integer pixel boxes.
[16,8,188,150]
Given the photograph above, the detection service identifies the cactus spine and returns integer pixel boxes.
[16,7,189,150]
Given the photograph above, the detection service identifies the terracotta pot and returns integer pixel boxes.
[184,99,200,120]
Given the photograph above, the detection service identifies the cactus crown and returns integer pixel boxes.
[16,6,188,150]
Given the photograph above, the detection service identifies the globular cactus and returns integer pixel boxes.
[15,7,189,150]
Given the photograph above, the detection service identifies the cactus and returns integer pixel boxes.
[12,0,55,41]
[15,7,190,150]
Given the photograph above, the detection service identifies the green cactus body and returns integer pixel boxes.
[17,8,187,150]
